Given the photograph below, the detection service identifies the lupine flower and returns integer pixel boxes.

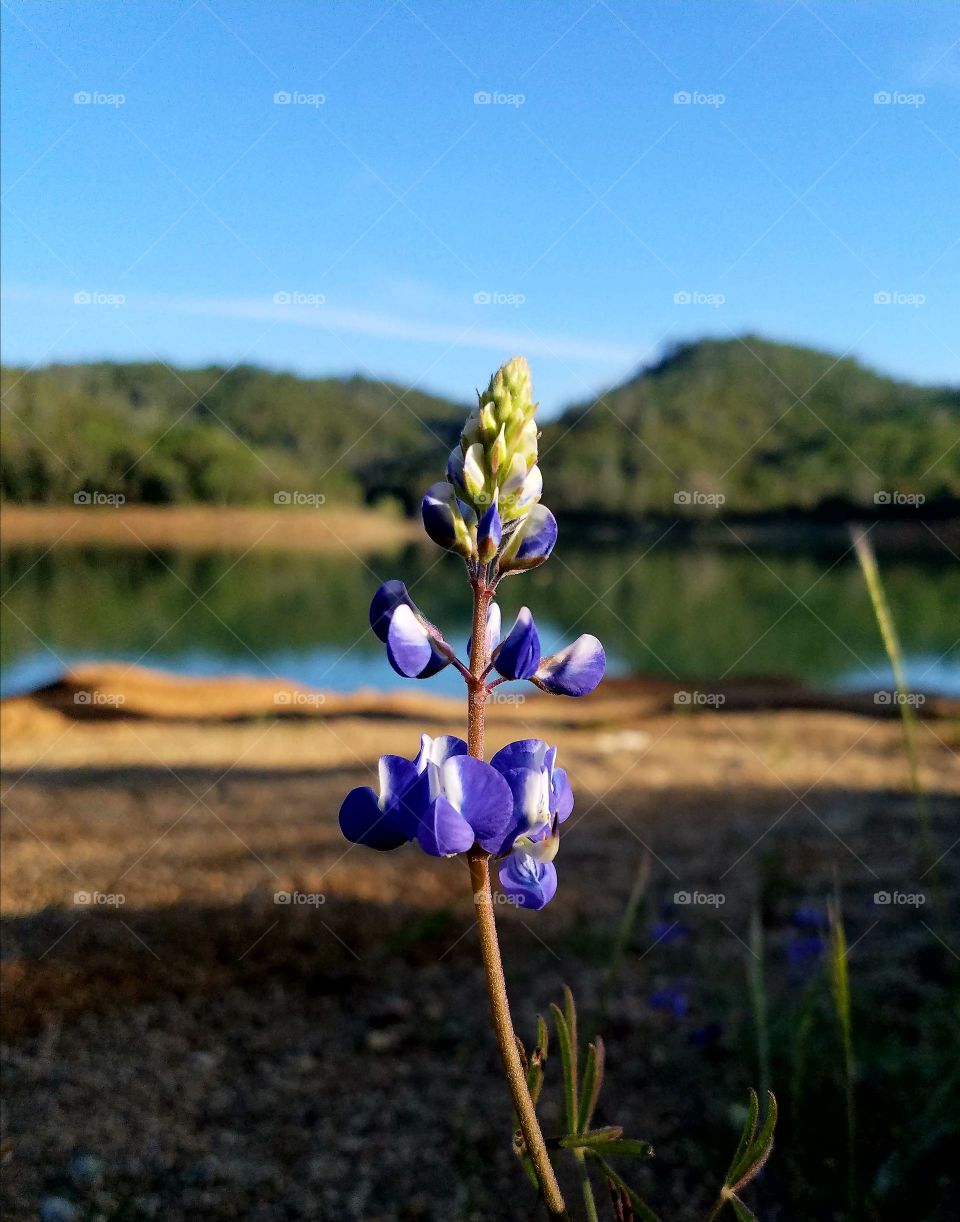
[534,634,605,697]
[499,852,557,910]
[476,494,503,564]
[340,734,515,858]
[344,358,606,922]
[338,754,419,850]
[421,481,478,559]
[497,505,558,573]
[369,581,451,679]
[409,752,515,857]
[449,357,542,523]
[649,983,690,1018]
[490,739,572,905]
[493,607,541,680]
[785,907,829,978]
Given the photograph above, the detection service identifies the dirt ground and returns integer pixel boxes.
[2,669,959,1221]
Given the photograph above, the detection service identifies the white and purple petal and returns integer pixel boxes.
[416,794,476,857]
[440,756,515,854]
[493,607,542,680]
[499,853,558,910]
[386,604,435,677]
[497,506,558,573]
[339,786,410,853]
[415,733,468,773]
[534,634,605,697]
[369,579,413,643]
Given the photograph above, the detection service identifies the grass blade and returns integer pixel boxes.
[550,1001,579,1135]
[577,1038,605,1134]
[828,899,856,1220]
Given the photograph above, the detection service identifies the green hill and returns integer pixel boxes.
[2,338,958,518]
[543,336,960,519]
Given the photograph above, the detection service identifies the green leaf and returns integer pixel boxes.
[535,1013,549,1063]
[550,1001,578,1134]
[581,1138,654,1159]
[558,1126,623,1148]
[592,1155,663,1222]
[577,1037,605,1134]
[564,984,579,1098]
[724,1089,759,1185]
[730,1091,778,1193]
[728,1193,757,1222]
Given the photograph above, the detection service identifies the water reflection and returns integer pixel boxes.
[2,540,957,697]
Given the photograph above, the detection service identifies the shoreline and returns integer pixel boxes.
[0,505,421,553]
[3,504,958,556]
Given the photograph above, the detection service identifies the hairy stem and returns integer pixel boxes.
[467,577,568,1220]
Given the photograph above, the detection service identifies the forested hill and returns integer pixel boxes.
[2,338,958,518]
[541,337,960,519]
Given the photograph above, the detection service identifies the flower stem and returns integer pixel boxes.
[467,578,568,1220]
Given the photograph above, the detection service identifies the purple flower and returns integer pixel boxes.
[534,634,605,697]
[420,481,477,558]
[339,755,419,850]
[498,505,558,573]
[409,753,516,857]
[649,984,690,1018]
[493,607,541,680]
[477,496,503,564]
[499,852,558,910]
[487,739,573,906]
[490,739,574,829]
[369,581,450,679]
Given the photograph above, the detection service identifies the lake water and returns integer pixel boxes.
[1,539,958,698]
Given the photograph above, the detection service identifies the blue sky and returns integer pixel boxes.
[2,0,958,414]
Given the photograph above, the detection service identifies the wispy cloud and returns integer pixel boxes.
[2,286,639,366]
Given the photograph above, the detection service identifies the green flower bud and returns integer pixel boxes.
[451,357,542,523]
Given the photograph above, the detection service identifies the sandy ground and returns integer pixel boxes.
[2,669,959,1221]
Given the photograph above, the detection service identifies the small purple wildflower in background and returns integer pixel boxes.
[786,907,829,980]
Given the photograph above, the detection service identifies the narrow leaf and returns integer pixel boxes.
[730,1092,778,1194]
[579,1138,654,1159]
[592,1155,662,1222]
[728,1193,757,1222]
[558,1126,623,1148]
[564,983,579,1099]
[550,1001,578,1134]
[577,1037,605,1134]
[535,1013,549,1063]
[725,1089,759,1186]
